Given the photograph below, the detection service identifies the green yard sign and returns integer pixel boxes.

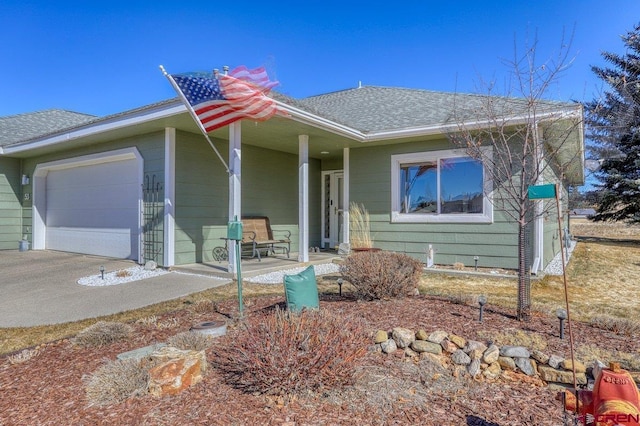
[527,184,557,200]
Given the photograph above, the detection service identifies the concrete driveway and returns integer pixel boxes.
[0,250,231,327]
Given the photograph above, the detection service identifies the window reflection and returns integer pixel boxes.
[400,156,483,215]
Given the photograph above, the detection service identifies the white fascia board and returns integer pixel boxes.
[364,108,582,142]
[276,101,365,141]
[3,102,186,155]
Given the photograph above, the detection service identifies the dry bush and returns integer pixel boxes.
[166,331,214,352]
[73,321,133,347]
[83,358,149,406]
[589,315,640,337]
[7,348,41,365]
[340,251,423,300]
[135,315,158,326]
[211,307,368,397]
[453,262,465,270]
[116,269,132,278]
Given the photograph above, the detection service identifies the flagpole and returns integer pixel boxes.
[159,65,230,174]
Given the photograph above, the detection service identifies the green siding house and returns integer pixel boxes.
[0,85,584,272]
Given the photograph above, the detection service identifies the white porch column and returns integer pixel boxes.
[228,121,242,273]
[298,134,309,262]
[342,147,350,244]
[163,127,176,267]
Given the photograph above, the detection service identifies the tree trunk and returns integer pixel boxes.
[516,220,531,321]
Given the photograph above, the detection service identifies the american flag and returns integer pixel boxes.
[170,66,284,132]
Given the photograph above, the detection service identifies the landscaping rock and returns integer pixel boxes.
[468,359,481,378]
[392,327,415,349]
[451,349,471,365]
[404,347,418,358]
[538,365,587,385]
[146,347,207,397]
[440,339,459,354]
[548,354,564,369]
[448,334,466,349]
[380,339,398,354]
[560,359,586,374]
[483,362,502,379]
[499,346,530,359]
[482,344,500,364]
[415,329,428,341]
[530,349,549,365]
[514,357,536,376]
[591,360,607,380]
[411,340,442,355]
[468,348,485,361]
[427,330,448,344]
[463,340,487,354]
[498,356,516,371]
[374,330,388,344]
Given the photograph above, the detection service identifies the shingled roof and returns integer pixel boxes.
[298,86,573,133]
[0,109,96,147]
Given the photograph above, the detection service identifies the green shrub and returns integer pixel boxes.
[340,251,423,300]
[83,359,148,406]
[166,331,214,351]
[73,321,133,347]
[211,307,367,397]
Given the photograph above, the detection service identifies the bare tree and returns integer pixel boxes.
[449,32,584,321]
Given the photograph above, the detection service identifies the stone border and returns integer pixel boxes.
[373,327,632,387]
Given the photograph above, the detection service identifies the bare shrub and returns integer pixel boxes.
[73,321,133,347]
[166,331,214,352]
[211,307,367,397]
[590,315,640,336]
[116,269,132,278]
[7,348,41,365]
[83,358,149,406]
[340,251,423,300]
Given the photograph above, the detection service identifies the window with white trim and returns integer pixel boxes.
[391,148,493,223]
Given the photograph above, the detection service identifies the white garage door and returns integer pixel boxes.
[45,159,140,259]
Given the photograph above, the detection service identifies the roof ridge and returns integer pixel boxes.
[0,108,97,120]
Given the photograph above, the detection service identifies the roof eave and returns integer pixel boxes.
[2,101,186,155]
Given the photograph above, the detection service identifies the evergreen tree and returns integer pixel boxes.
[585,23,640,223]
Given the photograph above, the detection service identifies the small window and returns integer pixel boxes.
[391,148,493,223]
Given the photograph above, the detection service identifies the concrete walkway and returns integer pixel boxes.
[0,250,231,327]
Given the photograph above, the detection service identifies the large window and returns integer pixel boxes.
[391,148,493,223]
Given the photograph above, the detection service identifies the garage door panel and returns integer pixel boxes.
[47,227,134,259]
[47,161,138,187]
[47,207,139,228]
[44,157,140,260]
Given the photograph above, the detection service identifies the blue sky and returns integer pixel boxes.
[1,1,639,117]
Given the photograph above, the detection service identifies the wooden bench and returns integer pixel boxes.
[240,216,291,261]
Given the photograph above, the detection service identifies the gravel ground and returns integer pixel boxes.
[78,267,225,287]
[246,263,341,284]
[543,240,577,275]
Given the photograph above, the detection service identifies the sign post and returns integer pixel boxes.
[227,217,244,317]
[528,183,578,398]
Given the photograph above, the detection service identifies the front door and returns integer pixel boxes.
[322,171,344,249]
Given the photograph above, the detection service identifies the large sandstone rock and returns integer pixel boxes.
[499,346,530,358]
[538,365,587,385]
[380,339,398,354]
[451,349,471,365]
[427,330,449,344]
[560,359,586,373]
[146,347,207,397]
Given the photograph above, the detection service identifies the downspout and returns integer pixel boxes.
[531,122,544,274]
